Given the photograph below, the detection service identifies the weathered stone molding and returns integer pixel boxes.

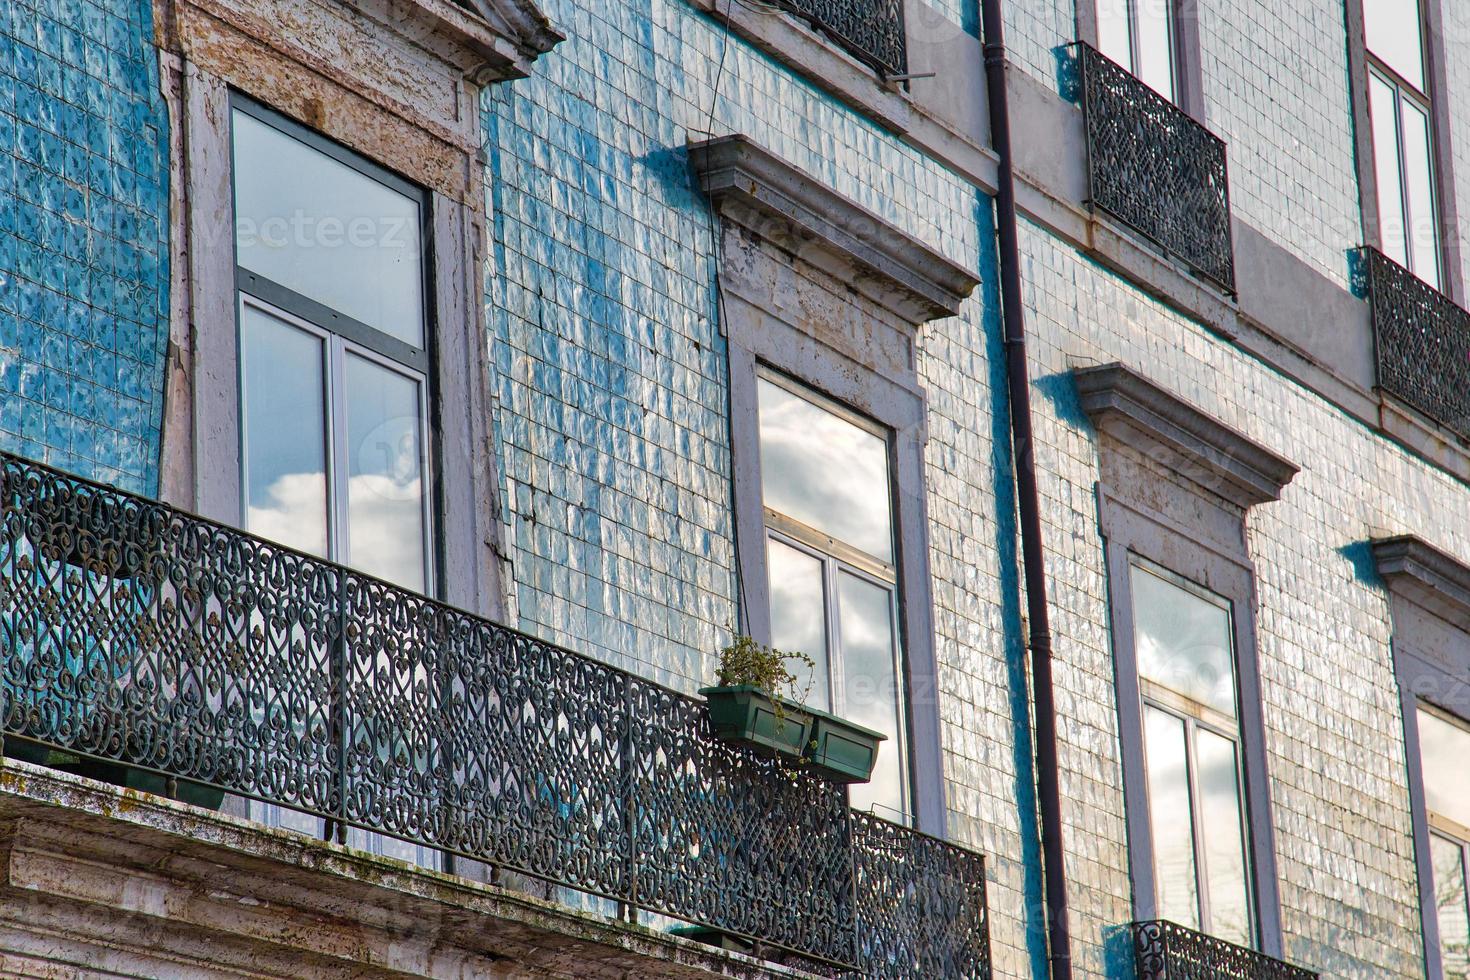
[1075,361,1299,509]
[0,761,806,979]
[1372,534,1470,631]
[687,135,980,324]
[458,0,565,80]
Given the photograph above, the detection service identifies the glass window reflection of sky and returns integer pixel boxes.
[1131,563,1237,716]
[757,377,894,563]
[1420,708,1470,830]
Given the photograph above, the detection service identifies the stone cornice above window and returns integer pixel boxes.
[1075,362,1299,509]
[687,135,980,325]
[450,0,564,80]
[1372,534,1470,629]
[366,0,561,82]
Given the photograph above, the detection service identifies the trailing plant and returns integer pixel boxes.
[715,634,815,729]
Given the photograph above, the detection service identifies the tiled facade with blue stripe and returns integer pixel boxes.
[7,0,1470,976]
[479,2,1044,971]
[0,0,169,494]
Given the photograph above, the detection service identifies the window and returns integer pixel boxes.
[1419,705,1470,977]
[231,100,433,594]
[1079,363,1295,956]
[229,98,437,865]
[1131,561,1254,947]
[1095,0,1178,101]
[756,372,909,821]
[1363,0,1442,288]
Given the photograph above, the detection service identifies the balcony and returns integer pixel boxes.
[1131,920,1318,980]
[771,0,906,76]
[1075,43,1236,293]
[1358,245,1470,439]
[0,451,989,978]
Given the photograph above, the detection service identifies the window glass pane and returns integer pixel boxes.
[766,537,831,711]
[1370,76,1408,268]
[1196,728,1252,947]
[1363,0,1425,92]
[1432,833,1470,979]
[1144,704,1199,929]
[757,377,894,563]
[1419,708,1470,829]
[1135,0,1175,102]
[1131,564,1237,717]
[1095,0,1134,72]
[344,353,427,593]
[232,109,424,347]
[1400,97,1441,289]
[240,305,328,557]
[838,571,905,820]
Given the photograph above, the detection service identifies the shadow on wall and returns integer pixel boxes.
[976,186,1051,980]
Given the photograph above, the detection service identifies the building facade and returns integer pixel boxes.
[1,0,1469,976]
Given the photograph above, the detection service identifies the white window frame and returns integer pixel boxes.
[1420,702,1470,976]
[236,294,436,589]
[228,94,443,869]
[1366,53,1443,287]
[757,368,911,822]
[1351,0,1461,297]
[1131,556,1257,945]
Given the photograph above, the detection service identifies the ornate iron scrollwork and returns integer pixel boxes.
[1360,245,1470,439]
[771,0,907,77]
[0,452,988,978]
[1131,919,1318,980]
[1077,43,1236,293]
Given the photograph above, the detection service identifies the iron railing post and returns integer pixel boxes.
[620,672,638,923]
[327,567,349,844]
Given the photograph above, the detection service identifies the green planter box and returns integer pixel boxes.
[699,684,813,760]
[804,708,886,784]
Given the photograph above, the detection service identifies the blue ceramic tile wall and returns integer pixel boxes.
[0,0,169,494]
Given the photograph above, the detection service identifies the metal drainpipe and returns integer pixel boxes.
[978,0,1074,977]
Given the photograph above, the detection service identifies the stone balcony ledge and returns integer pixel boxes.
[0,760,812,979]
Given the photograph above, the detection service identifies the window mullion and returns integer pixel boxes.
[1394,89,1416,274]
[327,337,350,566]
[824,554,842,717]
[1127,0,1140,76]
[1463,839,1470,926]
[1184,715,1213,934]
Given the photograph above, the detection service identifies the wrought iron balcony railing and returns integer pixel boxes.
[772,0,906,77]
[0,451,988,978]
[1132,920,1318,980]
[1359,245,1470,439]
[1075,43,1235,293]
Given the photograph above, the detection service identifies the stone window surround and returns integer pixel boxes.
[1370,533,1470,980]
[1077,361,1298,959]
[157,0,560,624]
[1345,0,1465,304]
[688,133,979,836]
